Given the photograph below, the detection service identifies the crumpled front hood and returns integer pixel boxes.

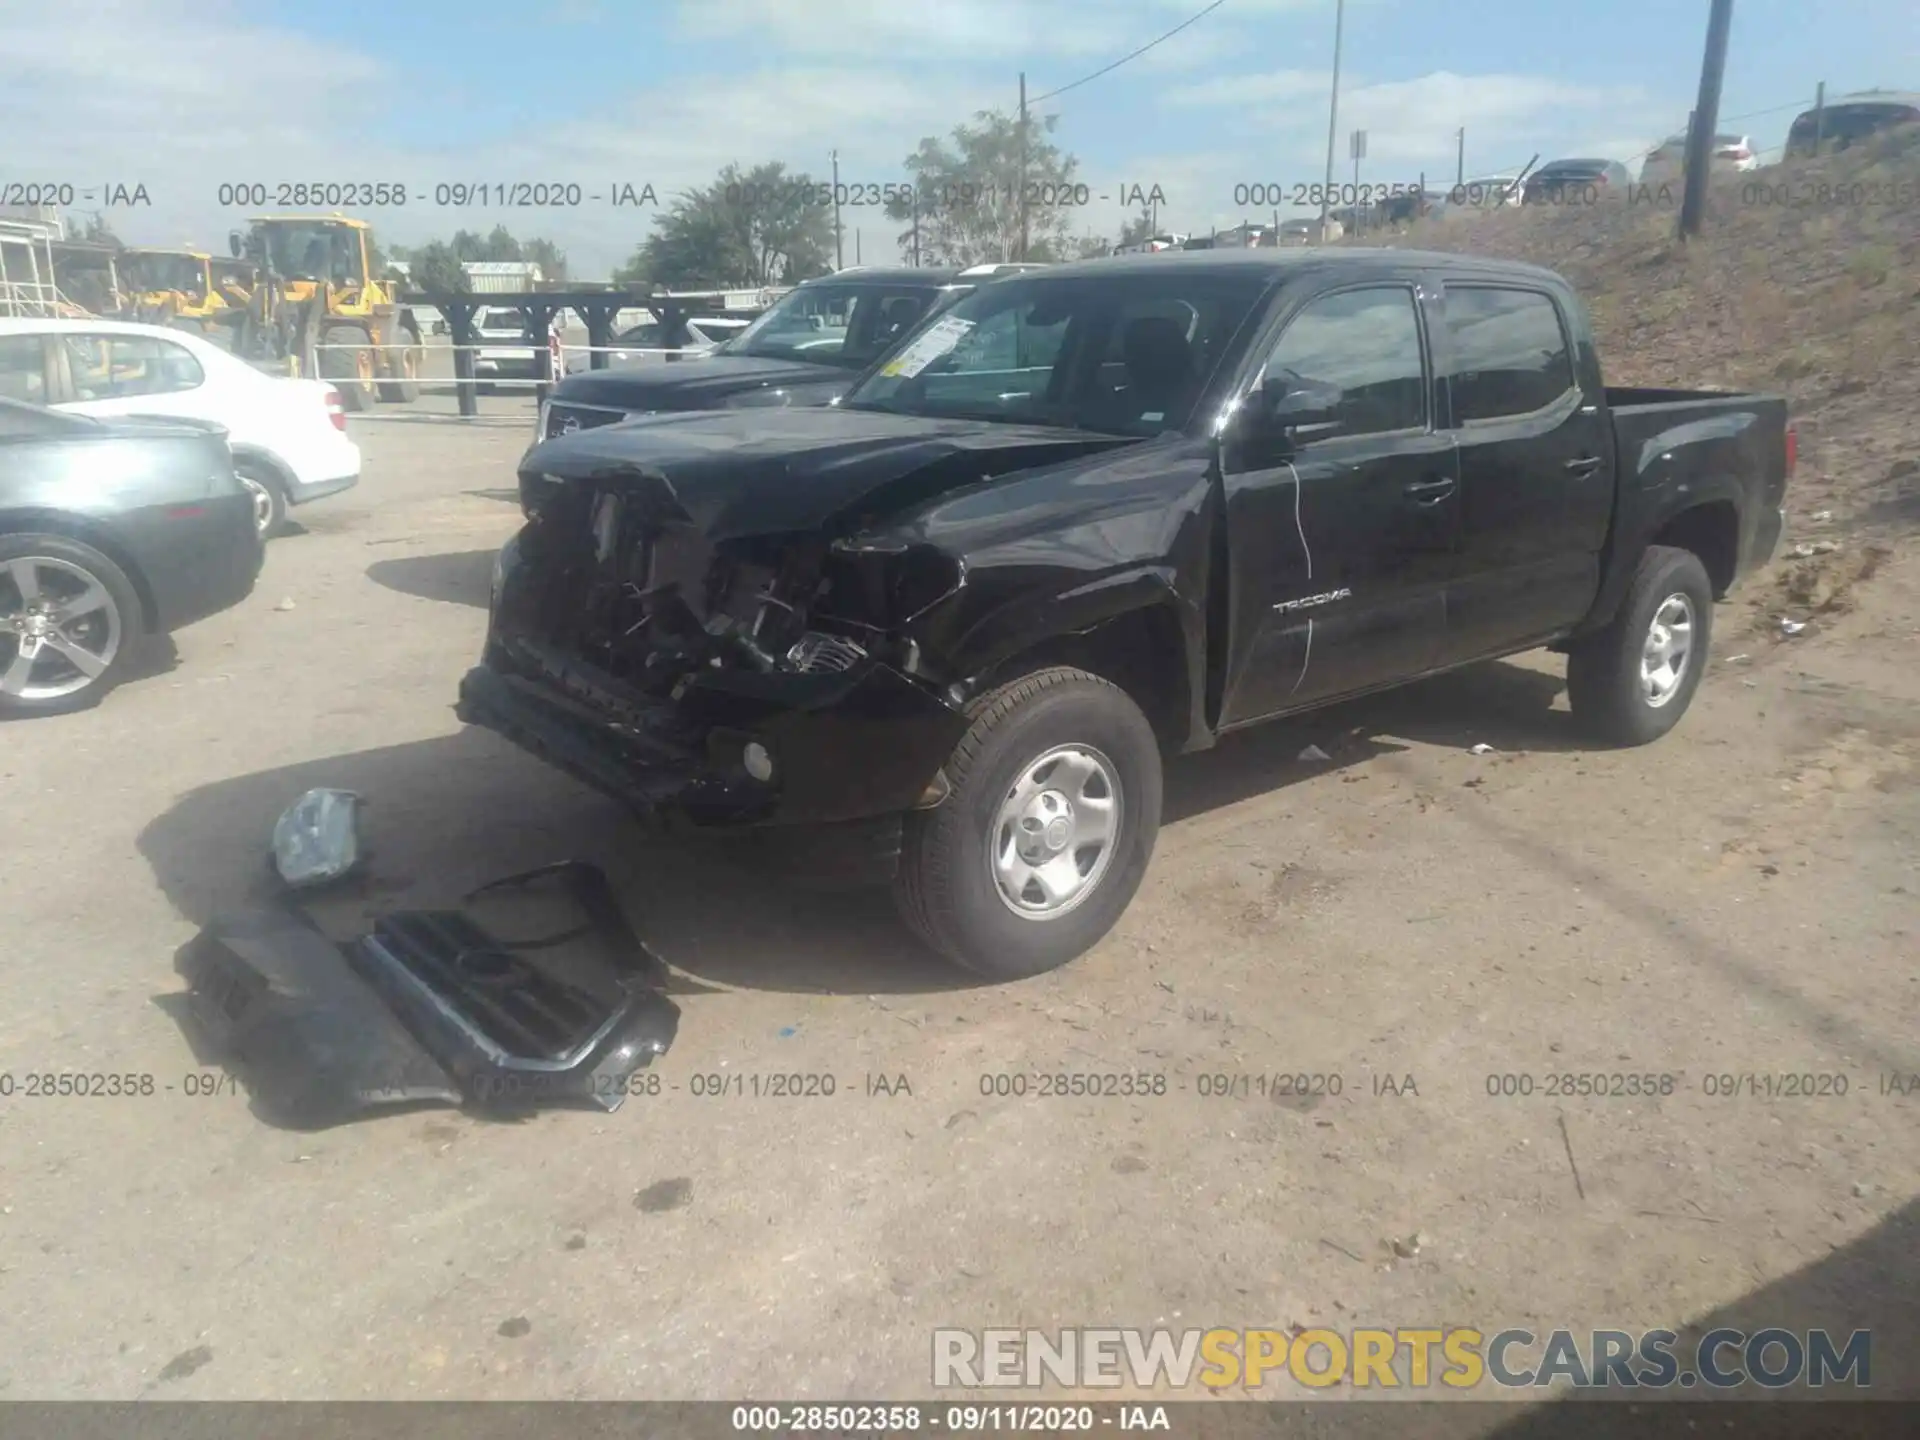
[520,406,1138,542]
[551,353,846,411]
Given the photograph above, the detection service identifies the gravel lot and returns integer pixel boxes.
[2,397,1917,1409]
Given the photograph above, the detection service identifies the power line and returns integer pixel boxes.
[1029,0,1229,104]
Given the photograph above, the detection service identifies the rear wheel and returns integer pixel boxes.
[1566,545,1714,746]
[894,667,1162,980]
[0,535,142,718]
[235,464,288,539]
[322,324,377,412]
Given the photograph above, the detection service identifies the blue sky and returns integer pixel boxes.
[6,0,1915,272]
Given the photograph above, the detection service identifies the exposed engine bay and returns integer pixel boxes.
[511,469,973,700]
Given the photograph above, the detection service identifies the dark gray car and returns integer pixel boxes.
[0,397,261,716]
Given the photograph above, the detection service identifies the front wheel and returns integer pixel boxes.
[322,325,377,412]
[1566,544,1714,746]
[894,667,1162,979]
[0,534,142,718]
[379,324,422,403]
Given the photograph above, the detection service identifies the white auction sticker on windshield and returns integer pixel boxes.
[880,315,975,378]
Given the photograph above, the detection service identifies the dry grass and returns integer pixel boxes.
[1353,126,1920,542]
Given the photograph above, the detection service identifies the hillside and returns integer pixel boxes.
[1357,128,1920,625]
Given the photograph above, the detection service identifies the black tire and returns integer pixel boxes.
[1566,544,1714,746]
[379,321,422,403]
[321,324,377,412]
[234,463,288,539]
[0,533,144,718]
[894,667,1162,979]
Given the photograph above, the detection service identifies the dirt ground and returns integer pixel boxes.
[2,396,1917,1411]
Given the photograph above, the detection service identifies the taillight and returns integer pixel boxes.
[1785,423,1797,479]
[323,387,346,431]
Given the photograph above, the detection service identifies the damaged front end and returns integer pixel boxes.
[459,450,984,840]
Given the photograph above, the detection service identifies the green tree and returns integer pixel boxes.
[1116,205,1157,249]
[522,236,568,282]
[80,212,118,244]
[407,240,469,298]
[619,162,834,289]
[884,108,1080,265]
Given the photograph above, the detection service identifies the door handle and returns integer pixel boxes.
[1564,455,1603,477]
[1403,477,1456,504]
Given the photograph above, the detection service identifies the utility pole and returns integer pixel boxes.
[831,149,844,270]
[1017,72,1030,263]
[1456,127,1466,186]
[1319,0,1345,237]
[911,191,921,267]
[1677,0,1735,240]
[1811,80,1826,154]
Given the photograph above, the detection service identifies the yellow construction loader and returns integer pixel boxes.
[229,214,424,408]
[118,247,251,331]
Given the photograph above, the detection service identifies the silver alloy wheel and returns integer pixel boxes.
[239,474,275,536]
[0,555,123,701]
[989,743,1123,919]
[1640,592,1694,707]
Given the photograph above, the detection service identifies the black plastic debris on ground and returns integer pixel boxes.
[176,861,680,1129]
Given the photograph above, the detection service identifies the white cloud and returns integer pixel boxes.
[1163,68,1334,107]
[0,0,1663,275]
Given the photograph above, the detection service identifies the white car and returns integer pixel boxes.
[0,317,359,538]
[566,315,752,374]
[1639,132,1758,186]
[473,307,564,387]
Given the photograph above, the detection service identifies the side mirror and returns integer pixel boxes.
[228,230,242,258]
[1249,376,1344,443]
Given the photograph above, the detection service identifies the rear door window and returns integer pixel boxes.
[64,334,204,400]
[1441,287,1576,423]
[0,335,49,404]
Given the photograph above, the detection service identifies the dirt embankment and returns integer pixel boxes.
[1363,128,1919,635]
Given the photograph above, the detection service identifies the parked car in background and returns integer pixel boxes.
[0,397,261,716]
[474,306,562,391]
[1785,90,1920,156]
[537,268,974,441]
[1639,132,1758,186]
[1275,217,1344,244]
[1522,159,1634,203]
[0,317,358,538]
[572,315,754,374]
[465,249,1789,980]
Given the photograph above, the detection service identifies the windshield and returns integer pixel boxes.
[721,280,947,369]
[841,269,1273,436]
[261,222,362,283]
[125,254,206,294]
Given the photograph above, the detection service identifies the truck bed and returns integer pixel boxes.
[1598,385,1790,607]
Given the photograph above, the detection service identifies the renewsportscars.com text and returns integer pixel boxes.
[932,1327,1871,1391]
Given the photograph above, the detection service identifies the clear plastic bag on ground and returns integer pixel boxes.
[271,788,363,889]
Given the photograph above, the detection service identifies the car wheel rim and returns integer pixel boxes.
[1,556,122,701]
[239,474,275,534]
[1640,592,1694,707]
[989,744,1123,920]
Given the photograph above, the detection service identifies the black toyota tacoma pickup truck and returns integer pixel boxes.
[537,268,974,442]
[461,249,1791,979]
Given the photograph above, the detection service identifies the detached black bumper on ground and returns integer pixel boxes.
[177,862,679,1129]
